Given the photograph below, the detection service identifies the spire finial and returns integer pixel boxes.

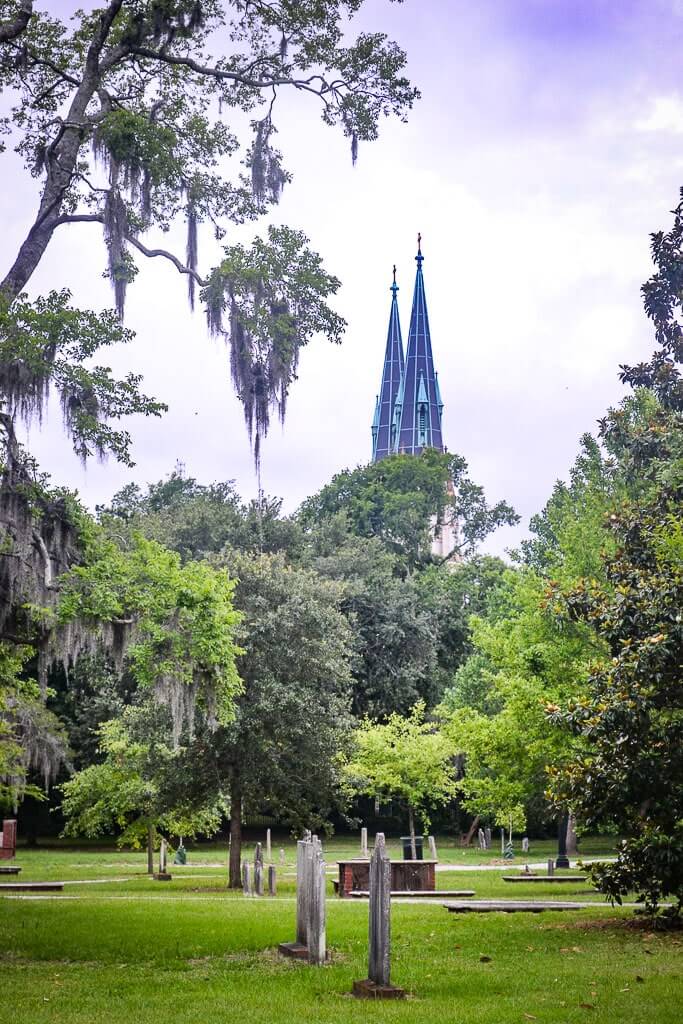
[391,264,398,295]
[416,232,423,265]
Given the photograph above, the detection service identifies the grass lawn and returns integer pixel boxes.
[1,838,680,1023]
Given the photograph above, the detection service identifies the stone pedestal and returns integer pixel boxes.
[352,979,406,1000]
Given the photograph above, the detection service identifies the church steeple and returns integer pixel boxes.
[371,265,405,461]
[395,235,444,454]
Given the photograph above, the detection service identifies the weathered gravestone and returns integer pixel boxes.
[360,827,368,858]
[478,828,486,851]
[484,827,492,850]
[279,847,286,864]
[352,833,405,999]
[242,861,252,896]
[154,838,172,881]
[547,858,555,877]
[266,829,272,862]
[428,835,438,861]
[279,835,326,964]
[522,836,529,854]
[268,865,277,896]
[254,862,264,896]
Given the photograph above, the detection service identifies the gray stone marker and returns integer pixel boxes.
[352,833,405,999]
[154,838,172,880]
[254,862,264,896]
[268,865,277,896]
[266,828,272,862]
[279,834,326,963]
[242,861,252,896]
[360,827,368,857]
[484,827,492,849]
[547,858,555,876]
[254,842,263,867]
[307,844,326,965]
[522,836,529,853]
[279,847,286,865]
[428,835,438,861]
[478,828,486,850]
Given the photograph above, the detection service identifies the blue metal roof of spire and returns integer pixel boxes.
[372,265,405,461]
[395,235,444,455]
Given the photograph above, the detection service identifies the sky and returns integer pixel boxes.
[3,0,683,556]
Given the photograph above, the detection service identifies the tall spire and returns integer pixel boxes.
[372,265,405,461]
[395,235,444,455]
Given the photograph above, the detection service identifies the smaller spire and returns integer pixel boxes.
[416,232,423,266]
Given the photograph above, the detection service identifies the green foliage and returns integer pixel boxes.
[547,406,683,919]
[344,702,457,832]
[57,531,243,736]
[203,225,345,466]
[626,187,683,409]
[0,290,166,464]
[203,548,354,832]
[0,641,70,808]
[299,449,518,569]
[101,466,304,561]
[60,702,226,847]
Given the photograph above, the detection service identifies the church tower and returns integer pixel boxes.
[395,235,444,455]
[370,237,457,560]
[371,266,405,461]
[371,237,444,461]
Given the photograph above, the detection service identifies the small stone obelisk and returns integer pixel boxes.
[352,833,405,999]
[360,827,368,857]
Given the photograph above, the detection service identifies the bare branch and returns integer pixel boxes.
[0,0,32,44]
[54,214,206,286]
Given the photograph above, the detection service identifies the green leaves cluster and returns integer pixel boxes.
[343,701,457,833]
[0,290,166,464]
[58,531,243,731]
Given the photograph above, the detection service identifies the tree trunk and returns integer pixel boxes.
[566,812,578,856]
[228,784,242,889]
[461,814,480,847]
[408,805,417,860]
[0,1,124,299]
[146,821,154,875]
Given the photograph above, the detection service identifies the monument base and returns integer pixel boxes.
[278,942,309,960]
[352,979,406,1000]
[153,872,172,881]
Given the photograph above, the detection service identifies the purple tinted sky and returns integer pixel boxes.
[4,0,683,554]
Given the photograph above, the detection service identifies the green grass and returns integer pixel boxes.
[1,841,680,1023]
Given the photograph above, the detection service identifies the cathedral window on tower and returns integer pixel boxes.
[418,403,428,446]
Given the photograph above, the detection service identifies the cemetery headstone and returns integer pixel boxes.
[547,858,555,877]
[428,835,438,861]
[522,836,529,853]
[268,865,277,896]
[254,842,263,867]
[307,844,326,965]
[360,827,368,857]
[478,828,486,850]
[0,820,17,860]
[352,833,405,999]
[242,861,252,896]
[484,827,492,849]
[154,838,172,880]
[266,828,272,862]
[279,848,286,864]
[255,861,264,896]
[279,834,326,963]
